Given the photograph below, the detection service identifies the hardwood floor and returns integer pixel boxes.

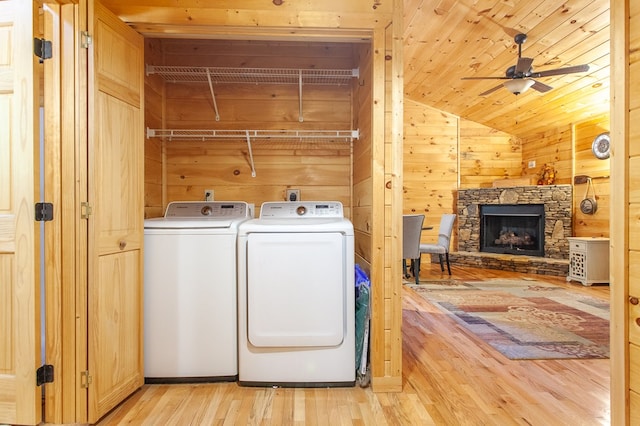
[96,264,610,425]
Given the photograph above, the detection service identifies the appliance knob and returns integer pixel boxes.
[296,206,307,216]
[201,206,213,216]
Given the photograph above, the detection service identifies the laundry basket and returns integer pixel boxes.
[354,264,371,387]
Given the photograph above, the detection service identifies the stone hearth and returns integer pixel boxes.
[452,185,572,276]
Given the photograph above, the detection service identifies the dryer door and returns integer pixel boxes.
[246,232,346,347]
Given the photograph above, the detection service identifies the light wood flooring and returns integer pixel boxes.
[97,264,610,425]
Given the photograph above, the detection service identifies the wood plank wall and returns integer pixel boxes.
[405,100,611,243]
[520,125,574,185]
[144,38,163,218]
[352,44,373,269]
[521,116,611,238]
[573,115,610,237]
[144,40,356,217]
[631,0,640,418]
[403,99,458,237]
[404,99,520,248]
[459,120,523,188]
[617,0,640,422]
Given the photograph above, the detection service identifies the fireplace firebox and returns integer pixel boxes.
[480,204,545,257]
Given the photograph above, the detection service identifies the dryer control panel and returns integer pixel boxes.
[260,201,343,218]
[164,201,249,218]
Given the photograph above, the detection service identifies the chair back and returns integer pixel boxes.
[403,214,425,259]
[436,213,457,252]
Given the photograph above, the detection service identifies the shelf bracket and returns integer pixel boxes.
[298,70,304,122]
[206,69,221,121]
[245,130,257,178]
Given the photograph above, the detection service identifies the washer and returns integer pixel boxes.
[143,201,251,383]
[237,201,355,387]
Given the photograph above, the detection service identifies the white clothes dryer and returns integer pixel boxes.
[237,201,355,387]
[143,201,250,383]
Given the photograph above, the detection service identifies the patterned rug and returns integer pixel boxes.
[406,278,609,360]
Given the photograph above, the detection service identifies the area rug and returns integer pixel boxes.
[405,278,609,360]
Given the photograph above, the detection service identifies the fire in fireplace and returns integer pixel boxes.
[480,204,545,257]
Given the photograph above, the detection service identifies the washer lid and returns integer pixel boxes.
[163,201,249,218]
[144,217,236,229]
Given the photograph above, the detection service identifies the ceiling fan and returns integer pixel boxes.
[461,33,590,96]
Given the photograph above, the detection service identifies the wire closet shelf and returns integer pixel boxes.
[145,65,359,85]
[146,128,360,178]
[146,128,359,142]
[145,65,360,177]
[146,65,360,122]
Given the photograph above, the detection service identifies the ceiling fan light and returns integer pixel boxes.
[503,78,535,95]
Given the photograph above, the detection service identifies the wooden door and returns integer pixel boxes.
[0,0,41,425]
[86,0,144,422]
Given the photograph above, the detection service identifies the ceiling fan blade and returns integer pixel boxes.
[531,80,553,93]
[532,64,590,78]
[461,76,509,80]
[479,84,504,96]
[515,57,533,74]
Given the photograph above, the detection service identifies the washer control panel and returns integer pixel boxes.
[164,201,249,218]
[260,201,343,218]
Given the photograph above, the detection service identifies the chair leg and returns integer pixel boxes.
[414,257,420,284]
[402,259,408,278]
[438,254,445,272]
[445,252,451,275]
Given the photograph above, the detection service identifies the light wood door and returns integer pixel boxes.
[0,0,41,425]
[86,0,144,422]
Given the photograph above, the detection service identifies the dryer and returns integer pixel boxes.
[143,201,250,382]
[237,201,355,387]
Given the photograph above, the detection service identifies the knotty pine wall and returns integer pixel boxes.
[404,99,610,244]
[352,44,373,269]
[404,99,520,248]
[573,115,610,237]
[521,114,610,238]
[459,120,523,188]
[144,38,164,218]
[521,125,573,185]
[610,0,638,422]
[143,39,357,218]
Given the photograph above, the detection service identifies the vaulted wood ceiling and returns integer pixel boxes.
[100,0,610,139]
[404,0,610,137]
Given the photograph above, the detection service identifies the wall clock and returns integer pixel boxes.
[591,132,610,160]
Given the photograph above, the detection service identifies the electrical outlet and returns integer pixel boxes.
[528,160,536,169]
[286,189,300,202]
[204,189,214,201]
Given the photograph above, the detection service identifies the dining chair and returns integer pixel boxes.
[419,213,456,275]
[402,214,425,283]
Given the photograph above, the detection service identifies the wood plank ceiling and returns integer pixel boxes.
[404,0,610,137]
[100,0,610,139]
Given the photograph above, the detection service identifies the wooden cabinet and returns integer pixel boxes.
[566,237,610,286]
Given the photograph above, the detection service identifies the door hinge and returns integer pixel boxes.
[81,370,92,388]
[36,364,54,386]
[81,202,92,219]
[81,31,93,49]
[34,38,52,62]
[35,202,54,222]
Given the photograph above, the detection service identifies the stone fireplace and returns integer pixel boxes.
[453,185,572,276]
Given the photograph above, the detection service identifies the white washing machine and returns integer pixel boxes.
[143,201,251,383]
[237,201,355,387]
